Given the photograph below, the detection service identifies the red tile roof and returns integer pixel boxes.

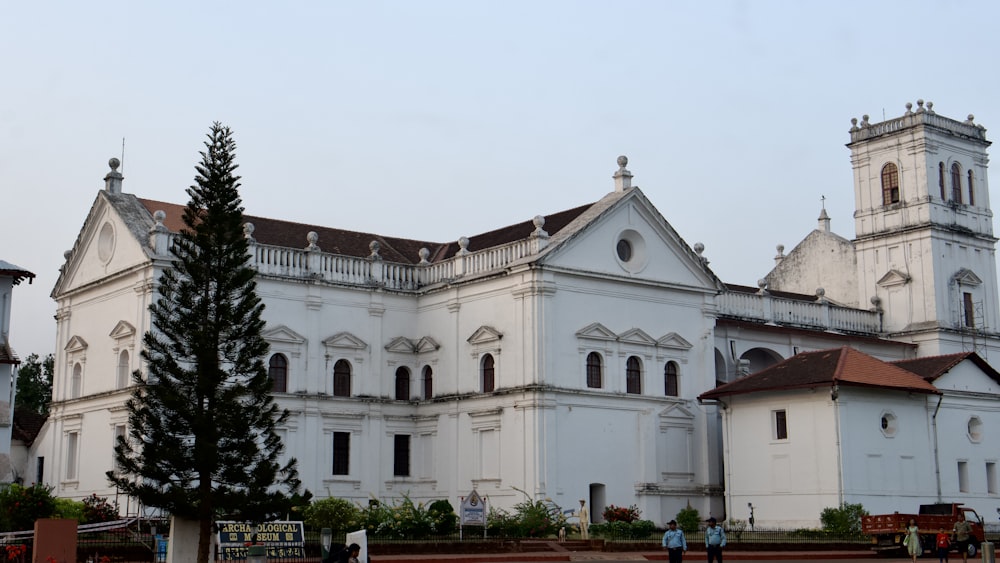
[12,407,47,446]
[0,260,35,285]
[699,346,940,401]
[0,342,19,365]
[138,199,592,264]
[893,352,1000,385]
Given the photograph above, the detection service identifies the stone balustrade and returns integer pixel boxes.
[716,291,882,334]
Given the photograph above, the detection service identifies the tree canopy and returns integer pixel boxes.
[108,123,304,563]
[15,353,53,415]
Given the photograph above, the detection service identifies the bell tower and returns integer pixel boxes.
[847,100,999,356]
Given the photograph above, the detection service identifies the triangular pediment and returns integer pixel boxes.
[64,335,88,352]
[467,326,503,345]
[953,268,983,287]
[657,332,693,350]
[415,336,440,353]
[618,328,656,346]
[877,269,911,287]
[385,336,416,353]
[53,191,160,298]
[322,331,368,351]
[262,325,306,345]
[108,321,136,341]
[659,404,696,422]
[575,322,618,342]
[536,188,723,292]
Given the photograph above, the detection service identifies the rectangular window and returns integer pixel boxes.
[393,434,410,477]
[332,432,350,476]
[66,432,79,480]
[958,461,969,493]
[36,457,44,484]
[964,293,976,328]
[987,462,997,495]
[773,410,788,440]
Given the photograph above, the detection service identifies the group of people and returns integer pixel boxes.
[904,513,974,563]
[663,512,974,563]
[661,517,726,563]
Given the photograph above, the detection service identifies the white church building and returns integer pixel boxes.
[26,100,1000,527]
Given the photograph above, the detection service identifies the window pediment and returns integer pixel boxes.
[656,332,693,350]
[415,336,440,353]
[575,322,617,342]
[618,328,656,346]
[323,332,368,351]
[467,326,502,345]
[659,404,695,429]
[108,321,136,341]
[262,325,307,345]
[877,269,911,287]
[385,336,417,353]
[64,335,88,353]
[953,268,983,287]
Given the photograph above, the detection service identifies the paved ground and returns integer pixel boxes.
[372,545,881,563]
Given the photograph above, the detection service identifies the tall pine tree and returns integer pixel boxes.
[109,123,302,563]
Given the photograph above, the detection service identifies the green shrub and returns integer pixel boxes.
[428,499,458,533]
[602,504,641,523]
[508,488,566,538]
[52,497,85,522]
[820,502,867,536]
[676,506,701,533]
[589,519,656,539]
[303,497,361,532]
[82,494,119,523]
[0,483,56,532]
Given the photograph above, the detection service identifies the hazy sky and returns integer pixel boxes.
[3,1,1000,357]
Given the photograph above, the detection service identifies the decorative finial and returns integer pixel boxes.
[531,215,548,238]
[369,240,381,260]
[418,247,430,264]
[926,101,934,114]
[776,244,784,254]
[967,114,976,124]
[905,102,913,115]
[816,287,826,297]
[861,115,870,127]
[916,99,925,113]
[850,117,859,132]
[305,231,319,251]
[757,279,768,294]
[693,242,704,255]
[457,236,470,256]
[243,222,255,242]
[613,155,633,192]
[104,156,124,194]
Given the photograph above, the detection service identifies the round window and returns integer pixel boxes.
[968,416,983,442]
[616,239,633,262]
[97,222,116,263]
[614,229,648,273]
[880,411,897,437]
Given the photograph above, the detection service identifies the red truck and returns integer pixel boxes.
[861,503,985,557]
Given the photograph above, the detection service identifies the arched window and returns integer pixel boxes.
[269,353,288,393]
[968,170,975,205]
[117,350,130,389]
[951,162,963,203]
[586,352,602,389]
[333,359,351,397]
[71,362,83,399]
[939,162,946,199]
[481,354,495,393]
[626,356,641,395]
[664,362,679,397]
[422,366,433,400]
[881,163,900,204]
[395,367,410,401]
